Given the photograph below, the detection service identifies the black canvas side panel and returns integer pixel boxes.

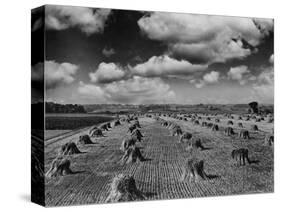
[31,5,45,206]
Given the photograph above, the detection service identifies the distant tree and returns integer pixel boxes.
[248,101,259,114]
[45,102,86,113]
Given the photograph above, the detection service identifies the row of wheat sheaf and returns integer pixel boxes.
[45,111,273,203]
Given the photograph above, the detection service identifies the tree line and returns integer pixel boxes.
[46,102,86,113]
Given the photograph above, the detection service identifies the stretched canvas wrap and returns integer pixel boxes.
[31,4,274,207]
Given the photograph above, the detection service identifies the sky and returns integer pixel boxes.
[31,5,274,105]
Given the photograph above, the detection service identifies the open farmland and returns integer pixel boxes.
[45,114,114,130]
[44,113,273,206]
[45,114,115,140]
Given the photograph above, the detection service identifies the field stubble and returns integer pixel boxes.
[45,115,273,206]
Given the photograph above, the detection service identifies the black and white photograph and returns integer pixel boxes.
[31,3,274,208]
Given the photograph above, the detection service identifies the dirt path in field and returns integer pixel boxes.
[45,116,273,206]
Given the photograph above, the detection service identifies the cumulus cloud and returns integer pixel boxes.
[105,76,176,104]
[252,66,274,103]
[227,65,251,85]
[131,55,207,77]
[138,12,273,64]
[32,61,78,89]
[253,18,274,36]
[138,13,272,44]
[78,76,176,104]
[89,62,126,84]
[256,67,274,85]
[170,40,251,64]
[191,71,220,88]
[269,54,274,64]
[203,71,220,83]
[45,5,111,35]
[78,81,109,102]
[102,47,115,57]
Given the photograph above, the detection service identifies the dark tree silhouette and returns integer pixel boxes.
[248,101,259,114]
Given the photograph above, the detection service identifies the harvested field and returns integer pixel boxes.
[45,115,273,206]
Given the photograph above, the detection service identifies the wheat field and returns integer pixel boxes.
[44,114,273,206]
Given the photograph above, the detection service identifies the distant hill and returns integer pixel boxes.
[44,102,273,115]
[83,104,139,114]
[83,104,244,114]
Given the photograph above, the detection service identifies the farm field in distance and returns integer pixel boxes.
[44,109,274,206]
[45,114,115,139]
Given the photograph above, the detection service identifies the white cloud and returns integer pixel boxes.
[269,54,274,64]
[78,76,176,104]
[132,55,207,77]
[194,81,205,88]
[43,61,78,89]
[89,56,204,84]
[89,62,126,84]
[252,66,274,103]
[256,67,274,85]
[45,5,111,35]
[138,12,273,64]
[32,61,78,89]
[248,76,257,81]
[253,18,274,36]
[105,76,176,104]
[227,65,250,85]
[191,71,220,88]
[203,71,220,83]
[102,47,115,57]
[170,39,251,64]
[138,13,271,44]
[78,81,109,103]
